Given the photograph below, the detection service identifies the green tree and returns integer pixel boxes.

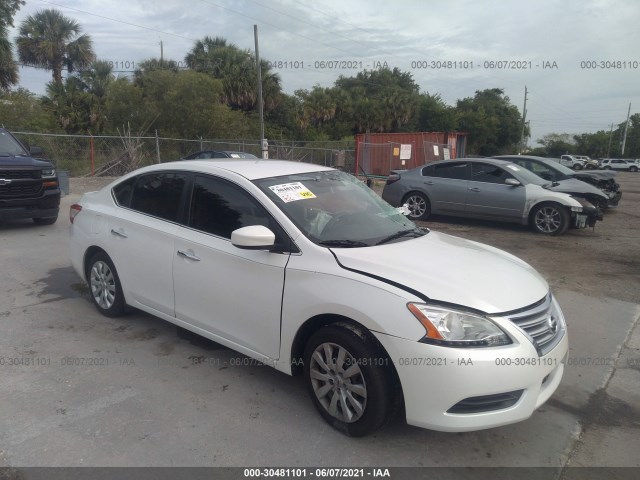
[334,67,421,134]
[534,133,575,157]
[185,36,282,112]
[456,88,525,155]
[0,0,24,89]
[16,8,95,84]
[409,93,457,132]
[0,87,57,130]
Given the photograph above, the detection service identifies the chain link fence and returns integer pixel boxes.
[12,132,355,177]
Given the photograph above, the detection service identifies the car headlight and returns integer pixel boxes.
[41,168,56,179]
[408,303,511,347]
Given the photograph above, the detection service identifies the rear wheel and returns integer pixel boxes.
[304,324,394,437]
[531,203,570,235]
[87,252,125,317]
[402,192,430,220]
[33,216,57,225]
[604,166,612,170]
[573,164,583,170]
[630,166,638,172]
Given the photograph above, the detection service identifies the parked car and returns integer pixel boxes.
[573,155,599,169]
[555,155,587,170]
[493,155,614,209]
[70,159,568,436]
[599,158,638,171]
[0,128,60,225]
[182,150,258,159]
[382,158,599,235]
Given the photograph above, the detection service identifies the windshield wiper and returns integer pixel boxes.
[318,239,369,248]
[375,228,427,245]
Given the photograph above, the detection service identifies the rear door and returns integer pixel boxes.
[421,162,469,214]
[108,172,188,316]
[172,174,290,359]
[466,163,526,221]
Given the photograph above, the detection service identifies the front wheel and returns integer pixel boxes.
[87,252,125,317]
[402,192,431,220]
[303,324,394,436]
[531,203,570,235]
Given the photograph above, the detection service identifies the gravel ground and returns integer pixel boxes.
[70,171,640,304]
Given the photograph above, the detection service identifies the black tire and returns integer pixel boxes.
[603,166,612,170]
[530,203,570,235]
[573,164,583,170]
[33,216,57,225]
[402,192,431,220]
[303,323,394,437]
[86,252,125,317]
[630,166,638,172]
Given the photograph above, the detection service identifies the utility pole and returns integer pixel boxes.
[519,86,528,154]
[621,103,631,156]
[254,25,267,159]
[607,123,614,158]
[160,40,163,66]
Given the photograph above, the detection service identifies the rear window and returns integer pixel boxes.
[129,172,187,222]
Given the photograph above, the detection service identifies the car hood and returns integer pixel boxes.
[572,170,617,181]
[0,154,53,168]
[332,231,548,314]
[547,178,608,199]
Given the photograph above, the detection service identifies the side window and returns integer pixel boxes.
[188,175,274,239]
[112,176,136,207]
[421,165,435,176]
[471,163,515,184]
[130,172,187,222]
[432,162,468,180]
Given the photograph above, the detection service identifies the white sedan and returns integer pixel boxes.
[70,160,568,436]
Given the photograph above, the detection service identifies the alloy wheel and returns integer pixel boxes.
[534,206,561,233]
[406,195,427,218]
[90,261,116,310]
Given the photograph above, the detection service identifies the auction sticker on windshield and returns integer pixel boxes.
[269,182,317,202]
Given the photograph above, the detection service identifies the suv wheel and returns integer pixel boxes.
[630,166,638,172]
[573,164,583,170]
[531,203,570,235]
[33,216,58,225]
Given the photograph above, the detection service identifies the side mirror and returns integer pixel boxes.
[505,178,521,186]
[231,225,275,250]
[30,146,44,156]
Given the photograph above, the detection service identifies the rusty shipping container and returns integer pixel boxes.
[354,132,467,176]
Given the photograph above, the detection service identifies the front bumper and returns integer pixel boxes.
[607,191,622,207]
[0,188,61,220]
[374,322,568,432]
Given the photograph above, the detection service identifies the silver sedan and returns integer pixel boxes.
[381,158,599,235]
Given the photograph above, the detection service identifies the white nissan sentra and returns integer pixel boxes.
[70,160,568,436]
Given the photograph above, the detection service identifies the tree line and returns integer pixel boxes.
[1,5,637,158]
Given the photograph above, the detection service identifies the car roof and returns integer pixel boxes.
[140,159,334,180]
[492,155,553,162]
[432,157,516,167]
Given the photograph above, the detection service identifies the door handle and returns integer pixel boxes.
[468,187,480,192]
[423,181,434,185]
[110,228,128,238]
[177,249,201,261]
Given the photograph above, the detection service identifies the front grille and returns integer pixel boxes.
[0,169,41,179]
[0,182,43,197]
[447,390,524,414]
[507,294,563,356]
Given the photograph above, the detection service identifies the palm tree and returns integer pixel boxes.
[0,33,18,89]
[16,9,95,84]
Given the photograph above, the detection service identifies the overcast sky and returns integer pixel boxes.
[8,0,640,146]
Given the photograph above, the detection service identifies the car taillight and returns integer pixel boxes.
[386,173,400,185]
[70,204,82,224]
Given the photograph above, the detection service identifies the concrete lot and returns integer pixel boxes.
[0,172,639,470]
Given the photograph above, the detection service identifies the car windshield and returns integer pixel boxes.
[0,131,28,156]
[547,159,576,176]
[254,170,424,247]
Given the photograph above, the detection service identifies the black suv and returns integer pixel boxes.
[0,128,60,225]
